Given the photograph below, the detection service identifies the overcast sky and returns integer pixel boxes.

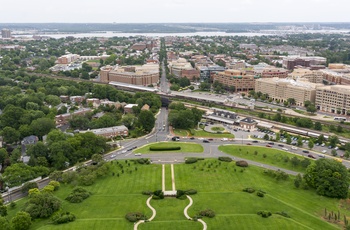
[1,0,349,23]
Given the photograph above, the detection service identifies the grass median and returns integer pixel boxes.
[135,142,204,154]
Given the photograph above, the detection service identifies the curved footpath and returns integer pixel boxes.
[184,195,207,230]
[134,196,157,230]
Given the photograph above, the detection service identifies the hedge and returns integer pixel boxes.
[125,212,146,222]
[185,158,198,164]
[236,160,248,167]
[218,157,232,162]
[149,146,181,151]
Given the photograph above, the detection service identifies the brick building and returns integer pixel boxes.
[213,69,260,92]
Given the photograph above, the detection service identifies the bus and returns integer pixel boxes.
[334,117,347,122]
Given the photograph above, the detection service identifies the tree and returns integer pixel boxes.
[294,174,303,188]
[1,126,20,144]
[0,148,8,168]
[329,135,339,148]
[306,104,317,114]
[137,110,155,133]
[308,140,314,150]
[30,118,55,139]
[11,211,32,230]
[0,216,10,230]
[317,134,325,144]
[297,138,303,147]
[314,122,322,131]
[304,159,349,198]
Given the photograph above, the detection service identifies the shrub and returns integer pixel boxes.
[257,190,266,197]
[125,212,146,222]
[42,185,55,193]
[137,158,150,164]
[142,190,153,196]
[185,158,198,164]
[48,181,60,191]
[236,160,248,167]
[51,211,76,224]
[199,209,215,218]
[153,190,164,199]
[24,193,61,219]
[243,188,255,193]
[21,182,38,194]
[185,189,197,195]
[275,211,291,218]
[257,210,272,218]
[65,187,91,203]
[149,146,181,151]
[176,190,185,198]
[218,157,232,162]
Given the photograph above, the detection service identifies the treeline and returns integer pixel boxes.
[168,102,204,129]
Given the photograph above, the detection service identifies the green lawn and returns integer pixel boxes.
[6,159,347,230]
[173,128,235,138]
[218,145,311,173]
[135,142,204,154]
[211,127,225,132]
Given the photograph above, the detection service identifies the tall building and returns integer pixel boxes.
[282,56,326,70]
[255,78,322,106]
[261,67,289,79]
[289,68,323,83]
[316,85,350,115]
[1,29,11,39]
[213,69,260,92]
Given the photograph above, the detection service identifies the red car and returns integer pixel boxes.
[266,144,272,147]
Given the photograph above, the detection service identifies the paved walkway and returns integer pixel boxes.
[162,164,165,191]
[134,196,157,230]
[184,195,207,230]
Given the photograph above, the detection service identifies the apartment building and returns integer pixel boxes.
[261,67,289,79]
[55,108,92,126]
[1,29,11,39]
[57,53,80,64]
[100,64,159,85]
[213,69,260,92]
[315,85,350,114]
[168,58,198,79]
[255,78,322,106]
[282,56,326,70]
[289,68,323,83]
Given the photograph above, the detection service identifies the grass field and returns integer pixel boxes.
[6,158,348,230]
[211,127,225,132]
[135,142,204,154]
[173,128,235,138]
[219,145,311,173]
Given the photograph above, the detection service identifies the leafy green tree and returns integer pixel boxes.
[304,159,349,198]
[137,110,155,133]
[286,136,292,145]
[0,216,10,230]
[308,140,314,149]
[1,126,20,144]
[30,118,55,138]
[121,114,136,129]
[329,135,339,148]
[0,148,8,168]
[294,174,302,188]
[297,138,303,147]
[11,211,32,230]
[314,122,322,131]
[23,193,61,219]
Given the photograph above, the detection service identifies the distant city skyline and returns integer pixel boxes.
[0,0,349,23]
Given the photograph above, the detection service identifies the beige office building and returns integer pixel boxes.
[100,64,159,85]
[255,78,322,106]
[213,69,259,92]
[289,68,323,83]
[316,85,350,114]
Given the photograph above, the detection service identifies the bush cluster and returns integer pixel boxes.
[152,190,164,199]
[65,187,91,203]
[185,158,198,164]
[275,211,291,218]
[236,160,248,167]
[24,193,61,219]
[242,188,255,193]
[257,210,272,218]
[149,146,181,151]
[263,169,289,181]
[218,157,232,162]
[21,182,38,194]
[125,212,146,222]
[257,190,266,197]
[137,158,151,164]
[142,190,153,196]
[198,209,215,218]
[176,189,198,199]
[51,211,76,224]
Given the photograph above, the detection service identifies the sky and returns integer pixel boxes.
[0,0,349,23]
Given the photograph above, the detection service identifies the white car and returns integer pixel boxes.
[121,150,127,154]
[221,138,228,141]
[134,153,142,156]
[110,154,116,158]
[291,146,298,150]
[282,147,289,151]
[322,150,327,153]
